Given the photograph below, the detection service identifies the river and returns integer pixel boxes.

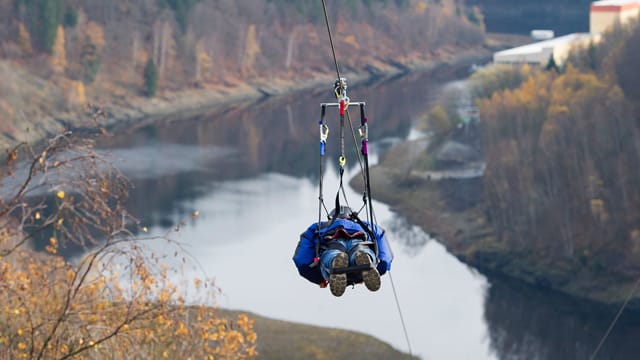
[94,68,640,360]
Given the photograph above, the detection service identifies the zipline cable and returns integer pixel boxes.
[589,277,640,360]
[318,1,413,356]
[320,0,342,82]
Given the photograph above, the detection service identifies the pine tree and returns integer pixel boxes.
[27,0,63,53]
[545,54,559,73]
[143,59,158,97]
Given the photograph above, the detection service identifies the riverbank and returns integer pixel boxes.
[356,133,640,314]
[1,31,532,152]
[89,47,491,136]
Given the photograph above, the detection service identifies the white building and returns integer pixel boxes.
[493,33,593,66]
[590,0,640,34]
[493,0,639,66]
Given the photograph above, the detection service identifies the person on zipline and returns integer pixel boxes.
[293,205,393,297]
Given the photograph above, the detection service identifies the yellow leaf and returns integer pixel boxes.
[18,342,26,350]
[56,191,65,199]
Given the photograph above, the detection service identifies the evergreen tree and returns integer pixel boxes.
[144,59,158,97]
[21,0,63,52]
[81,43,100,84]
[545,54,559,73]
[158,0,198,32]
[63,5,78,28]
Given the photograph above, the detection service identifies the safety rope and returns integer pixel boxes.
[388,271,413,356]
[589,278,640,360]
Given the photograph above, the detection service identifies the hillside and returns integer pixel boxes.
[0,0,487,149]
[219,310,417,360]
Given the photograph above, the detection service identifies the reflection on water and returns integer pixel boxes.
[384,216,431,255]
[486,277,640,360]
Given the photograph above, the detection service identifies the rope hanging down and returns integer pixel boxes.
[589,278,640,360]
[317,0,413,356]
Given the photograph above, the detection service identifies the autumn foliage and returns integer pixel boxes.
[0,133,257,359]
[475,19,640,275]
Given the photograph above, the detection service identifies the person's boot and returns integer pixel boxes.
[355,252,380,292]
[329,252,348,297]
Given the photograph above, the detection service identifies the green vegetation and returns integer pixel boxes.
[157,0,199,32]
[144,58,158,97]
[80,43,100,84]
[469,64,530,99]
[62,5,77,28]
[266,0,411,21]
[15,0,63,52]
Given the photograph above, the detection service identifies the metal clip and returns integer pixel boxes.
[334,77,348,100]
[358,124,368,140]
[320,124,329,142]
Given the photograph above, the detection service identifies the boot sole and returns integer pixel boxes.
[355,252,381,292]
[329,252,348,297]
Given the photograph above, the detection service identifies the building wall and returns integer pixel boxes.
[590,5,640,33]
[493,47,554,65]
[554,35,596,63]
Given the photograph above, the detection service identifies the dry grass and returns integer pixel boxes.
[218,310,417,360]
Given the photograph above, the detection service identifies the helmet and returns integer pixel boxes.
[329,205,352,220]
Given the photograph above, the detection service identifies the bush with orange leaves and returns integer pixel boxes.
[0,131,257,359]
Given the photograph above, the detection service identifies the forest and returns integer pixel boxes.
[473,19,640,284]
[0,0,485,149]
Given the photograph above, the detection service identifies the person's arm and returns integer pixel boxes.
[292,224,324,285]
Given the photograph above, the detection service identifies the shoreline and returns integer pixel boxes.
[100,48,489,135]
[1,45,500,154]
[357,144,640,315]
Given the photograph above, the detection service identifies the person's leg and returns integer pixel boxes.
[319,248,341,281]
[345,239,376,266]
[346,239,381,292]
[320,245,349,297]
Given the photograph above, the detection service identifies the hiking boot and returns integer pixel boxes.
[355,252,380,292]
[329,252,348,297]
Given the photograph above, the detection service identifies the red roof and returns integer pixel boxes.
[591,0,640,12]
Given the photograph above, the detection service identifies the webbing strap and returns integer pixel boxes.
[316,104,328,259]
